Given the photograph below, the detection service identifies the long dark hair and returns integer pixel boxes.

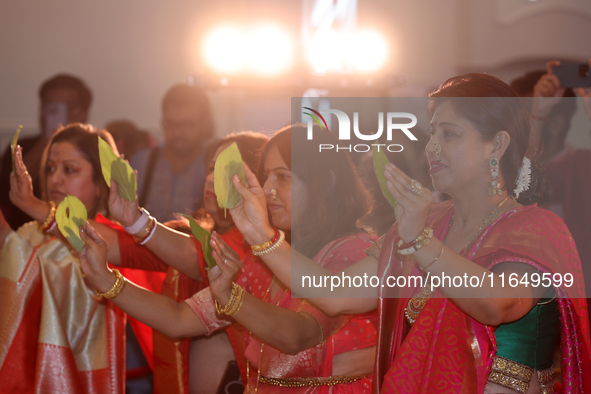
[40,123,118,218]
[258,124,373,258]
[429,73,548,205]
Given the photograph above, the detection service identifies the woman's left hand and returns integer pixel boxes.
[78,221,114,291]
[208,232,243,306]
[384,163,432,243]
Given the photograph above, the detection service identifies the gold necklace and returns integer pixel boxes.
[461,195,511,252]
[404,195,512,325]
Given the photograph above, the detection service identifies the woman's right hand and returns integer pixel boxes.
[531,60,565,117]
[108,178,141,228]
[230,165,275,245]
[9,146,42,213]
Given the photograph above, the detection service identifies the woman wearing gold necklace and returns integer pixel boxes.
[214,74,590,393]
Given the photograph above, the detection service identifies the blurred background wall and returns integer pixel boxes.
[2,0,591,148]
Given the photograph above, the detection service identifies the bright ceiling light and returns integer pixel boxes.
[307,29,346,74]
[203,26,247,73]
[247,25,294,75]
[349,29,389,73]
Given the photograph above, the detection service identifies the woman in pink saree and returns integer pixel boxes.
[223,74,591,393]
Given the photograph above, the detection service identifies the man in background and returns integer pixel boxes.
[0,74,92,229]
[131,84,215,222]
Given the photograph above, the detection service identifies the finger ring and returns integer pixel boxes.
[410,179,424,195]
[19,170,29,177]
[224,259,228,264]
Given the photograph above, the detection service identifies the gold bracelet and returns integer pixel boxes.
[95,269,126,299]
[422,243,445,270]
[251,228,280,251]
[224,285,245,316]
[216,284,240,315]
[214,283,245,316]
[39,201,57,231]
[252,230,285,256]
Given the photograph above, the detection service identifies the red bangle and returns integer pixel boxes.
[250,227,280,251]
[397,228,428,250]
[397,237,418,251]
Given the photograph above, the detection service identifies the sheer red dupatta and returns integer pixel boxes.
[373,201,591,394]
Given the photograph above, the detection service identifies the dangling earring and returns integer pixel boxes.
[433,142,442,162]
[488,158,502,196]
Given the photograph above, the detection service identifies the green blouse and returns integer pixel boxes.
[494,288,559,370]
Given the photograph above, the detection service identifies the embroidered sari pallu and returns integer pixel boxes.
[373,202,591,394]
[0,223,125,394]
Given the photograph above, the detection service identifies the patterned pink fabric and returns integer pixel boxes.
[186,233,378,393]
[375,201,591,394]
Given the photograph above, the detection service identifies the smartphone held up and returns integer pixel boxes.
[553,63,591,88]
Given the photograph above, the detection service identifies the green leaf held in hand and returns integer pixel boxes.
[372,145,397,210]
[11,125,23,174]
[98,136,137,202]
[178,213,216,270]
[214,142,246,217]
[56,195,88,253]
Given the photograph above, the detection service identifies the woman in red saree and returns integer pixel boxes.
[0,124,126,393]
[77,125,379,393]
[221,74,591,393]
[98,132,267,394]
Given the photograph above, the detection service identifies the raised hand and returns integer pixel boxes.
[9,146,39,211]
[108,176,140,227]
[208,231,243,305]
[384,163,432,243]
[575,59,591,121]
[229,164,275,245]
[531,60,565,117]
[78,221,113,291]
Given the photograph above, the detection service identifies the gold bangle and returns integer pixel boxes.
[251,228,280,251]
[95,269,126,299]
[214,283,245,316]
[252,230,285,256]
[39,201,57,231]
[422,243,445,270]
[225,285,245,316]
